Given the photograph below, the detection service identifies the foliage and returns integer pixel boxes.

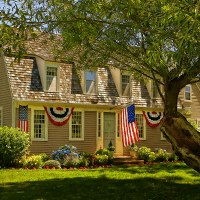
[107,141,115,151]
[22,155,43,169]
[187,118,199,131]
[168,152,179,162]
[40,153,49,162]
[94,154,109,166]
[0,126,31,167]
[80,152,91,158]
[138,146,151,163]
[78,158,89,168]
[148,152,157,162]
[94,148,113,165]
[43,160,61,169]
[51,144,80,164]
[154,149,169,162]
[129,143,138,151]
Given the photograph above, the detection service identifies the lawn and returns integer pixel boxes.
[0,162,200,200]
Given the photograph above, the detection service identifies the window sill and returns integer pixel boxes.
[69,138,84,141]
[31,138,48,142]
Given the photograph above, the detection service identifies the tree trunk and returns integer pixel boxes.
[161,113,200,173]
[161,82,200,173]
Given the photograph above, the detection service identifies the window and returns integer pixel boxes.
[97,112,102,138]
[70,111,84,140]
[0,107,2,126]
[85,71,96,94]
[161,132,166,140]
[121,73,131,96]
[135,114,146,140]
[152,79,161,99]
[185,85,191,100]
[117,113,121,138]
[31,109,48,141]
[46,67,58,91]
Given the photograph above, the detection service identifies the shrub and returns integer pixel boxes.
[168,152,179,162]
[40,153,49,162]
[80,152,91,158]
[63,157,80,168]
[43,160,61,169]
[23,155,43,169]
[154,149,168,162]
[94,154,109,166]
[79,158,89,168]
[51,144,80,164]
[138,146,151,163]
[94,148,113,165]
[0,126,31,167]
[107,141,115,151]
[148,152,156,162]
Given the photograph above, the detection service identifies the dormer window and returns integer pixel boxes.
[122,74,131,96]
[46,67,58,91]
[86,71,96,94]
[185,85,191,101]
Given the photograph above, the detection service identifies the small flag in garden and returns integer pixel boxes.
[19,105,28,132]
[44,106,74,126]
[142,111,164,127]
[121,104,140,147]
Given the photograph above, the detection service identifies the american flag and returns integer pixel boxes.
[19,105,28,133]
[121,104,140,147]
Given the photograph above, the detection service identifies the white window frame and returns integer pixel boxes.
[185,85,191,101]
[84,71,97,94]
[135,111,146,140]
[97,112,103,138]
[197,119,200,131]
[161,132,166,140]
[69,110,84,141]
[31,108,48,141]
[121,71,132,97]
[44,63,60,92]
[0,107,3,127]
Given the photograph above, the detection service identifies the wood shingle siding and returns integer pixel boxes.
[0,53,13,127]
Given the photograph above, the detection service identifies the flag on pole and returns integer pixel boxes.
[121,104,140,147]
[19,105,28,132]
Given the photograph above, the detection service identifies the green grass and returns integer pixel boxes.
[0,162,200,200]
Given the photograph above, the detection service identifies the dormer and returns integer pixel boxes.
[109,66,132,97]
[146,77,163,99]
[36,56,60,92]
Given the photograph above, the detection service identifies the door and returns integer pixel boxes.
[104,113,115,150]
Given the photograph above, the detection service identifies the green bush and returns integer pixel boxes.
[79,158,89,168]
[94,148,113,165]
[40,153,49,162]
[154,149,168,162]
[63,157,80,168]
[0,126,31,167]
[138,146,151,163]
[23,155,43,169]
[94,154,109,166]
[168,152,179,162]
[148,152,156,162]
[43,160,61,169]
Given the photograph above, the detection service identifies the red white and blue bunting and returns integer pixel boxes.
[142,111,164,127]
[44,106,74,126]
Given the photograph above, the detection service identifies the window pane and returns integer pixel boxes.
[46,67,57,91]
[122,75,130,96]
[34,110,45,138]
[86,71,96,93]
[136,114,144,139]
[72,111,82,139]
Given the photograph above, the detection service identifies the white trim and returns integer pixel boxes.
[0,107,3,127]
[31,107,48,141]
[161,132,166,140]
[135,110,146,140]
[120,71,132,97]
[185,85,191,101]
[69,110,84,141]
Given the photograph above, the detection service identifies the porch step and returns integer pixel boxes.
[113,156,144,166]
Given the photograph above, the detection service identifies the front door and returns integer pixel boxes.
[104,113,115,150]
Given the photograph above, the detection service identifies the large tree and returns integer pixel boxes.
[1,0,200,172]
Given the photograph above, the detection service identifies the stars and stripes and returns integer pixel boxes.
[142,111,164,127]
[44,106,74,126]
[121,104,140,147]
[19,105,28,132]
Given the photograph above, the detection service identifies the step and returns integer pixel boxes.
[113,156,144,166]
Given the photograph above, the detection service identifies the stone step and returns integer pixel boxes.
[113,156,144,166]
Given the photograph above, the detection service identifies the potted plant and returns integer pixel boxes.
[107,141,115,157]
[129,143,138,157]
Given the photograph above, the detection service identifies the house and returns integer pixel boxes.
[0,35,199,157]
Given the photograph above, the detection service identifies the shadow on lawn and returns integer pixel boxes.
[1,175,200,200]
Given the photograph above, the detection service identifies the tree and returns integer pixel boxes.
[1,0,200,172]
